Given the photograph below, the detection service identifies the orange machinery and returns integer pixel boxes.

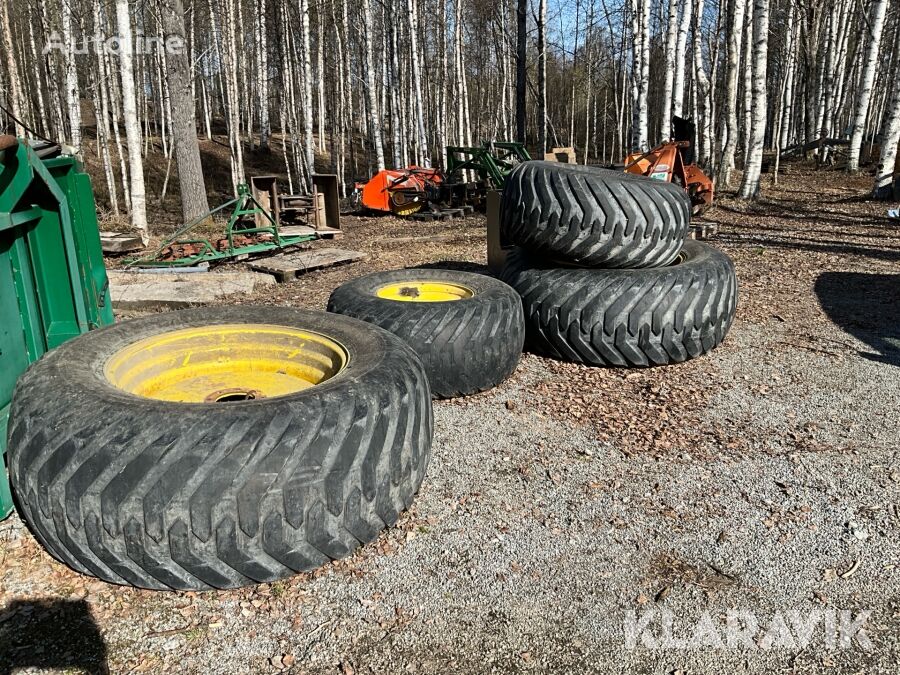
[624,116,714,213]
[355,167,444,216]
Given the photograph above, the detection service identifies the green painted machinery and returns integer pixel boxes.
[0,136,113,518]
[445,142,531,188]
[128,183,318,268]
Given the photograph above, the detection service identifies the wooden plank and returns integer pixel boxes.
[248,247,366,282]
[279,225,342,239]
[99,231,143,254]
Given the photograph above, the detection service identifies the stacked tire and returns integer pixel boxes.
[499,161,737,367]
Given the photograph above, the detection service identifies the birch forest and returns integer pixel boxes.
[1,0,899,238]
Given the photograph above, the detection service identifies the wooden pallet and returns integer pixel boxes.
[249,247,366,282]
[279,225,342,239]
[408,207,471,221]
[687,223,719,240]
[99,231,143,253]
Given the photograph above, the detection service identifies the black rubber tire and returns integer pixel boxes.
[500,240,737,366]
[327,269,524,398]
[7,307,433,590]
[500,161,691,268]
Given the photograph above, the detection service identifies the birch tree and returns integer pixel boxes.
[257,0,270,149]
[672,0,692,118]
[847,0,889,173]
[691,0,711,166]
[873,27,900,199]
[737,0,769,199]
[630,0,651,150]
[515,0,527,142]
[537,0,548,151]
[0,1,26,136]
[407,0,428,165]
[361,0,385,170]
[299,0,315,179]
[115,0,148,243]
[61,0,82,149]
[660,0,679,141]
[717,0,746,186]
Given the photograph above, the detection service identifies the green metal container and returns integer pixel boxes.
[0,137,113,518]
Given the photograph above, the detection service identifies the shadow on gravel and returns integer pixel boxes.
[0,598,108,674]
[407,260,493,275]
[815,272,900,366]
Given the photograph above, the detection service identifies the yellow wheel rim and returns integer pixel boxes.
[375,281,475,302]
[104,324,347,403]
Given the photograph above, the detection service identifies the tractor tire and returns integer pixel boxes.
[7,307,433,590]
[500,161,691,268]
[327,269,524,398]
[500,240,737,366]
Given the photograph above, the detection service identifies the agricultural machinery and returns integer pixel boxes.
[355,142,531,217]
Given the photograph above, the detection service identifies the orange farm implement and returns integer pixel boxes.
[355,142,530,217]
[624,116,714,213]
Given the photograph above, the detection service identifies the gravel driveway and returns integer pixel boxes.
[1,171,898,673]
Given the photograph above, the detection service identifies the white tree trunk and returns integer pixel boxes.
[777,3,797,151]
[672,0,692,118]
[740,0,754,162]
[26,11,49,137]
[316,9,325,153]
[691,0,711,166]
[738,0,769,199]
[361,0,385,171]
[115,0,148,243]
[717,0,746,186]
[299,0,315,179]
[873,28,900,198]
[331,0,346,190]
[537,0,547,151]
[257,0,270,149]
[61,0,82,148]
[660,0,679,140]
[0,0,26,136]
[638,0,650,148]
[407,0,428,166]
[847,0,889,172]
[220,0,245,188]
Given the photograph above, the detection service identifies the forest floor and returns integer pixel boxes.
[1,168,899,673]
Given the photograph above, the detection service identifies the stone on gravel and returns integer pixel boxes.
[107,270,276,309]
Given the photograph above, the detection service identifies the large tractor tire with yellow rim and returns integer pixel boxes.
[327,269,525,399]
[7,306,433,590]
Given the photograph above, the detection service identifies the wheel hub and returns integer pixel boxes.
[375,281,475,302]
[104,324,347,402]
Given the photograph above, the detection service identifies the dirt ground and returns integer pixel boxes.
[1,169,898,673]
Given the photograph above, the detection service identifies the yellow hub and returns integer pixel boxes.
[104,324,347,403]
[375,281,475,302]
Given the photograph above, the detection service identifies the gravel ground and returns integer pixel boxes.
[1,170,898,673]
